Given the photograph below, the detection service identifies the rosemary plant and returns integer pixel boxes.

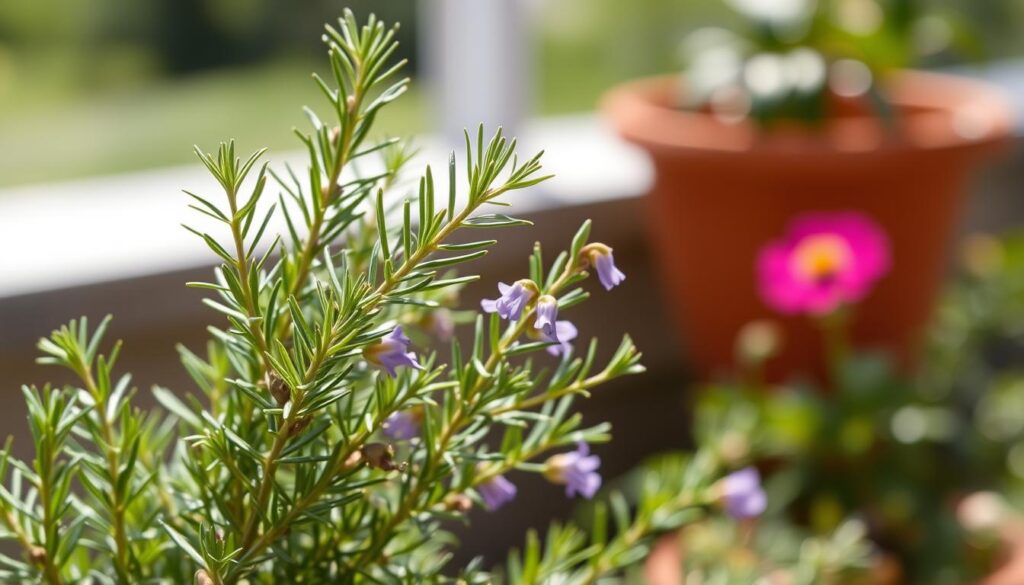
[0,11,809,585]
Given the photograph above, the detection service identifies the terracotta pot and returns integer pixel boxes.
[977,524,1024,585]
[602,72,1013,379]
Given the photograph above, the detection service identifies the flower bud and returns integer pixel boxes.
[534,295,559,340]
[266,372,290,406]
[477,473,517,511]
[363,326,423,377]
[444,493,473,513]
[321,182,341,202]
[383,408,423,441]
[543,442,602,499]
[716,467,767,519]
[194,570,215,585]
[287,416,313,438]
[361,443,402,472]
[579,243,626,291]
[28,546,47,567]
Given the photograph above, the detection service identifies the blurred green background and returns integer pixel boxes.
[0,0,1021,187]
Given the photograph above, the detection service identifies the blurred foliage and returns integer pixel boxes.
[683,230,1024,584]
[0,0,419,187]
[1,0,1024,185]
[671,516,874,585]
[676,0,988,126]
[0,0,419,76]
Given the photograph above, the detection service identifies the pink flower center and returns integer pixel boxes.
[790,234,852,285]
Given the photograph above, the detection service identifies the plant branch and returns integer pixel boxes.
[71,358,132,584]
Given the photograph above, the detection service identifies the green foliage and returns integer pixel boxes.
[683,231,1024,584]
[668,516,873,585]
[0,10,740,585]
[680,0,978,126]
[499,453,718,585]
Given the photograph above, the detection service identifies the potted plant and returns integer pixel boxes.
[643,224,1024,584]
[602,0,1013,378]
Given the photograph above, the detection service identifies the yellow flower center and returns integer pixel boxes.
[791,234,851,283]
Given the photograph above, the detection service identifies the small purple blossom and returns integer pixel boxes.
[594,252,626,290]
[478,474,517,511]
[481,281,533,321]
[364,326,423,377]
[382,409,421,441]
[721,467,767,519]
[544,442,602,499]
[544,320,578,357]
[534,295,559,340]
[583,245,626,291]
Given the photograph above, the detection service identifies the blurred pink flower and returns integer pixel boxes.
[757,212,891,316]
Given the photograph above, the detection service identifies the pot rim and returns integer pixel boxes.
[601,71,1014,162]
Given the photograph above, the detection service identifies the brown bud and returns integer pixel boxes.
[267,372,290,406]
[288,416,313,438]
[345,95,357,113]
[320,182,343,203]
[328,125,341,144]
[361,442,403,472]
[194,569,215,585]
[28,546,46,566]
[444,493,473,513]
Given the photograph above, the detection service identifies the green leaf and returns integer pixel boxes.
[160,520,206,567]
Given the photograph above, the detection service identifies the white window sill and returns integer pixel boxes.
[0,114,652,299]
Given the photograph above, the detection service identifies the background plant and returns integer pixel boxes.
[681,230,1024,584]
[680,0,978,125]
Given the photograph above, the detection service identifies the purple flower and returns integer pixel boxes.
[478,474,517,511]
[481,281,533,321]
[595,252,626,290]
[544,442,602,499]
[544,321,578,357]
[757,212,891,316]
[720,467,767,519]
[382,409,421,441]
[363,326,423,377]
[583,244,626,291]
[534,295,559,340]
